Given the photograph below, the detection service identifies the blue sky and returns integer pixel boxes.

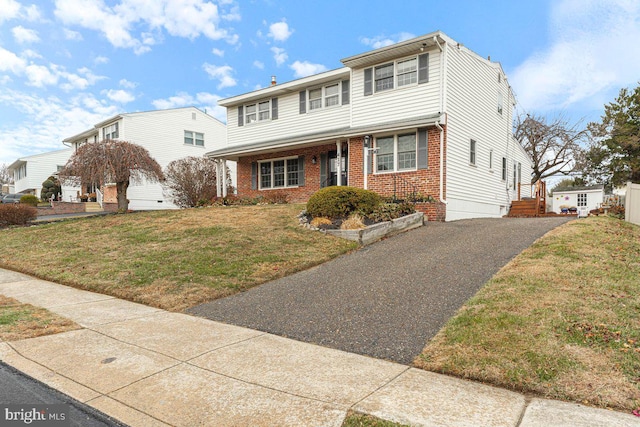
[1,0,640,166]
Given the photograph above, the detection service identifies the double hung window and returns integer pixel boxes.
[184,131,204,146]
[260,157,300,189]
[375,133,417,172]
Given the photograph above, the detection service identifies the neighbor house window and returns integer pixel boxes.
[259,157,301,189]
[103,123,118,140]
[469,139,477,165]
[577,193,587,207]
[184,131,204,146]
[502,157,507,181]
[375,133,417,172]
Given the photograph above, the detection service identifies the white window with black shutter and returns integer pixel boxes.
[300,81,349,113]
[251,157,305,190]
[364,53,429,96]
[237,98,278,126]
[372,129,428,173]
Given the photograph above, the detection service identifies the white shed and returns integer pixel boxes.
[551,185,604,215]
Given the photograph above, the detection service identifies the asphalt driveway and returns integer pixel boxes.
[189,217,573,364]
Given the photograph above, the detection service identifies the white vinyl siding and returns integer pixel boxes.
[226,72,351,147]
[351,51,440,128]
[10,149,73,198]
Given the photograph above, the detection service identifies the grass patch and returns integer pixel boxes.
[415,215,640,411]
[0,295,80,341]
[0,205,356,311]
[341,412,409,427]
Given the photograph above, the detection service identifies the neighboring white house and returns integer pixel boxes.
[7,148,73,198]
[206,30,533,221]
[551,185,604,214]
[62,107,232,210]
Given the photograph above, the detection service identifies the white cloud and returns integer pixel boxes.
[25,64,58,87]
[290,60,327,78]
[0,89,119,164]
[22,4,42,22]
[211,48,224,57]
[12,26,40,44]
[94,55,109,64]
[63,28,83,41]
[151,91,226,122]
[0,47,26,73]
[360,32,415,49]
[119,78,137,89]
[271,46,287,66]
[268,20,293,42]
[104,89,135,104]
[53,0,239,54]
[0,0,20,24]
[202,63,236,89]
[511,0,640,113]
[253,60,264,69]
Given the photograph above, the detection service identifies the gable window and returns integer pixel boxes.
[259,157,302,189]
[577,193,587,207]
[103,123,118,140]
[184,131,204,146]
[469,139,477,165]
[375,133,416,172]
[501,157,507,181]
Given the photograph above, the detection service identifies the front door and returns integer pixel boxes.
[328,150,347,187]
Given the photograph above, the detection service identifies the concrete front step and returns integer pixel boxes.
[84,202,103,212]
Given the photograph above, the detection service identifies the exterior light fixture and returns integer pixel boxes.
[311,155,317,164]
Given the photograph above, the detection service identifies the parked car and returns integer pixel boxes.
[1,194,23,203]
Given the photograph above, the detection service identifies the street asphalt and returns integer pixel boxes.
[189,216,574,364]
[0,361,125,426]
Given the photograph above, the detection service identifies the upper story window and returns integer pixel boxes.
[299,81,349,114]
[238,98,278,126]
[364,53,429,96]
[103,123,118,140]
[469,139,477,166]
[184,131,204,147]
[502,157,507,181]
[497,92,503,115]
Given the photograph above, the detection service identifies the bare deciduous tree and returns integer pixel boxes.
[163,156,220,207]
[0,163,13,186]
[515,113,587,183]
[59,140,164,212]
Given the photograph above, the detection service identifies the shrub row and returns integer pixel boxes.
[306,186,381,218]
[0,204,38,227]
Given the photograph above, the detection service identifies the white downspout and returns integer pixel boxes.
[434,36,448,206]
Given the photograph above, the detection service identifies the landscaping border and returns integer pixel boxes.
[323,212,425,245]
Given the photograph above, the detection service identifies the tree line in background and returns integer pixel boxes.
[516,82,640,193]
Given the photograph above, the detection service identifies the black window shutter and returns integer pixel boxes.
[364,68,372,96]
[342,80,350,105]
[418,53,429,84]
[299,91,306,114]
[238,106,244,127]
[271,98,278,120]
[320,153,327,188]
[418,128,428,169]
[298,156,305,186]
[251,162,257,189]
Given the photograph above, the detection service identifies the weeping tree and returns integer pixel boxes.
[59,140,164,212]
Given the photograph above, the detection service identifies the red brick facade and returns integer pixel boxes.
[235,127,448,221]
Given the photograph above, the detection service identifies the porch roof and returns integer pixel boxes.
[205,113,443,160]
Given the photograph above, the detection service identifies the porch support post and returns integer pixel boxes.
[215,159,223,198]
[221,159,228,198]
[336,140,342,186]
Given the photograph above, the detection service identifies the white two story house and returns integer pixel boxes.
[63,106,231,210]
[8,148,73,198]
[206,31,532,221]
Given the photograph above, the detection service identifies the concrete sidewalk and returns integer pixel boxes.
[0,270,638,426]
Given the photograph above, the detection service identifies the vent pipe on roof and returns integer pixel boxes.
[271,76,277,86]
